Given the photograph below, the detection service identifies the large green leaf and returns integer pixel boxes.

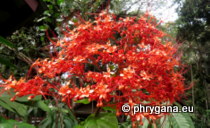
[36,100,51,112]
[0,36,15,48]
[38,116,53,128]
[0,117,35,128]
[63,117,76,128]
[0,99,15,113]
[141,117,149,128]
[170,113,195,128]
[159,115,170,128]
[75,98,90,104]
[16,95,42,102]
[102,106,116,112]
[1,92,41,102]
[76,113,118,128]
[158,113,194,128]
[0,97,28,117]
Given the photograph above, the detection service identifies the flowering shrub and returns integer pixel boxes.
[1,12,185,126]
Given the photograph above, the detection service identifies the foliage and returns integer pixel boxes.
[0,97,28,117]
[0,92,77,127]
[38,102,77,128]
[0,116,35,128]
[176,0,210,127]
[118,109,195,128]
[0,0,110,79]
[177,0,209,44]
[76,113,118,128]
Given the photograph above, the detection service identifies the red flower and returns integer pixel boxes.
[1,12,185,125]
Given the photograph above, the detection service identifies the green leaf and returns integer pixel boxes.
[0,117,35,128]
[75,98,90,104]
[38,117,53,128]
[1,92,41,102]
[64,118,74,128]
[0,97,28,117]
[27,95,42,102]
[57,0,64,5]
[170,113,195,128]
[38,106,77,128]
[141,117,149,128]
[159,115,170,128]
[39,25,48,31]
[37,101,51,112]
[102,106,116,112]
[158,102,194,128]
[77,113,118,128]
[0,99,15,113]
[118,122,131,128]
[0,36,15,48]
[16,95,42,102]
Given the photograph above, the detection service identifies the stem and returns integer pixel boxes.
[160,116,167,128]
[53,96,59,128]
[5,44,33,65]
[69,108,80,123]
[152,120,157,128]
[95,107,101,117]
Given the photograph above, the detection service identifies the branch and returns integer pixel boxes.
[96,0,111,13]
[5,45,33,65]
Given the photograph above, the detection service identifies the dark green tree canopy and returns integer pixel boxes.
[177,0,210,44]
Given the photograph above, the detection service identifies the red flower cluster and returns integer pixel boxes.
[1,12,185,125]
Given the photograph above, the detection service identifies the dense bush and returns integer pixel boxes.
[1,12,186,127]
